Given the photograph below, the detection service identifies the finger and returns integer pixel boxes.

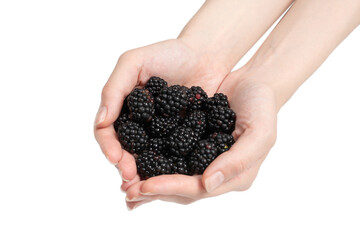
[95,51,141,129]
[202,127,274,193]
[125,181,194,206]
[115,150,137,182]
[137,171,257,200]
[94,52,141,167]
[94,125,123,165]
[121,174,141,192]
[126,199,153,211]
[139,175,206,199]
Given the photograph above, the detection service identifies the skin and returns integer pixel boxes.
[94,0,360,210]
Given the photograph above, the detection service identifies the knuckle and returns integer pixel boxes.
[233,176,253,192]
[235,159,247,174]
[118,49,136,62]
[101,84,113,99]
[240,182,253,191]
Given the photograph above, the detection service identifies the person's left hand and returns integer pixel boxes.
[124,69,278,210]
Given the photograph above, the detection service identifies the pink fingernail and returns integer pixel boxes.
[95,106,107,125]
[205,171,224,193]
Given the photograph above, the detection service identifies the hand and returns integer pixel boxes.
[124,69,278,209]
[94,39,229,183]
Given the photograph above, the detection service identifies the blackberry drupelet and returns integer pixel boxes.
[208,106,236,133]
[188,86,208,111]
[113,112,129,133]
[146,115,180,138]
[169,156,189,175]
[148,137,166,155]
[144,76,168,97]
[167,127,196,157]
[188,140,218,175]
[127,88,155,123]
[155,85,190,117]
[183,110,207,138]
[205,93,230,111]
[117,121,149,154]
[136,151,173,180]
[208,132,235,154]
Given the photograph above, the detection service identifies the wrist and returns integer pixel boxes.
[226,64,294,112]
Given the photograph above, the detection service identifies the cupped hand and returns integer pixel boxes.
[124,69,278,210]
[94,39,229,183]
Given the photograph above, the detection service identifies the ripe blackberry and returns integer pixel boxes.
[188,140,218,175]
[144,76,168,97]
[183,110,207,138]
[155,85,190,117]
[208,106,236,133]
[208,132,235,154]
[146,115,180,138]
[136,151,173,180]
[113,97,130,132]
[205,93,230,111]
[148,137,166,155]
[167,127,196,157]
[117,121,149,154]
[169,156,189,175]
[127,88,155,123]
[188,86,208,111]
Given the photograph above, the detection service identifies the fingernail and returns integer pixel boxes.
[95,106,107,125]
[140,191,156,196]
[125,196,146,202]
[205,171,224,193]
[118,168,130,182]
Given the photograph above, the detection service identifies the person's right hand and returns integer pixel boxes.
[94,39,230,184]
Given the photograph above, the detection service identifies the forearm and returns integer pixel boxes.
[243,0,360,110]
[178,0,293,71]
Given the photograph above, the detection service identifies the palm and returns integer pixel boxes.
[135,39,228,95]
[218,74,278,147]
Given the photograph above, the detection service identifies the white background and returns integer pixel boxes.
[0,0,359,239]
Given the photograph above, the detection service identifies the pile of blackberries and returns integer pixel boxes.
[114,76,236,180]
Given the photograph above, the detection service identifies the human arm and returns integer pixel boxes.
[125,0,360,209]
[94,0,293,183]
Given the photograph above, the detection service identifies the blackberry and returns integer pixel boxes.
[188,140,218,175]
[117,121,149,154]
[208,132,235,154]
[144,76,168,97]
[183,110,207,138]
[148,137,166,155]
[205,93,230,111]
[167,127,196,157]
[155,85,190,117]
[127,88,155,123]
[146,115,180,138]
[136,151,173,180]
[208,106,236,133]
[113,97,130,132]
[188,86,208,111]
[169,156,189,175]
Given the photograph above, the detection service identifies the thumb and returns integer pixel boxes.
[95,51,141,129]
[202,128,275,193]
[94,51,142,181]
